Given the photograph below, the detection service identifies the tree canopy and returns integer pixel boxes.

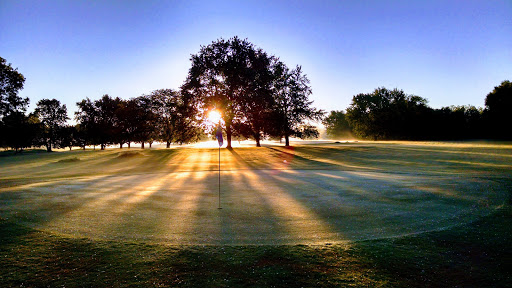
[322,110,352,139]
[182,37,274,147]
[484,80,512,139]
[2,53,510,152]
[346,87,430,140]
[35,99,69,152]
[182,37,322,147]
[271,62,324,146]
[0,56,27,116]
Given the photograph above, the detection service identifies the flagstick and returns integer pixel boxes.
[218,126,222,210]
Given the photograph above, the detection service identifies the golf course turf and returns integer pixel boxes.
[1,141,511,287]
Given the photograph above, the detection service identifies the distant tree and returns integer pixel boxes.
[116,99,138,148]
[75,95,122,150]
[0,57,27,116]
[131,95,157,149]
[322,110,352,139]
[295,124,320,140]
[1,112,39,152]
[35,99,69,152]
[271,61,323,146]
[57,125,78,150]
[148,89,202,147]
[75,98,98,148]
[72,124,88,150]
[95,95,123,149]
[440,105,483,139]
[346,87,429,140]
[484,80,512,139]
[171,91,204,145]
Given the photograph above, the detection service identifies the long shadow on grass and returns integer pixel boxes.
[223,146,511,243]
[1,209,510,287]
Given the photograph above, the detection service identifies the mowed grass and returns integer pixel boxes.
[1,141,511,287]
[1,207,510,287]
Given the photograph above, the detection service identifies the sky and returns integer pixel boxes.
[1,0,511,119]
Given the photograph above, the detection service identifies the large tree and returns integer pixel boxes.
[35,99,69,152]
[182,37,275,148]
[228,42,275,147]
[271,62,323,146]
[0,57,27,116]
[1,57,30,150]
[484,80,512,139]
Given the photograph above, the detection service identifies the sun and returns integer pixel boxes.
[208,110,222,124]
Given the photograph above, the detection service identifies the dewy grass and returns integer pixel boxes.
[1,207,510,287]
[1,141,511,286]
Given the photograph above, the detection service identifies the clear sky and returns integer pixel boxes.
[1,0,511,119]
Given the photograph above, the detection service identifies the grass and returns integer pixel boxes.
[1,141,511,287]
[1,206,510,287]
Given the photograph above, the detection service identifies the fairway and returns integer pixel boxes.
[1,141,511,245]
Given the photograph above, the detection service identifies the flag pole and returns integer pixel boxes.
[218,144,221,209]
[217,122,222,210]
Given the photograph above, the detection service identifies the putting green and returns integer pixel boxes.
[1,142,510,244]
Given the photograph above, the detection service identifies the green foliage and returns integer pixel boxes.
[0,56,27,116]
[0,57,32,151]
[271,62,324,146]
[182,37,322,147]
[322,110,352,139]
[182,37,275,147]
[75,95,124,149]
[484,80,512,139]
[34,98,69,152]
[147,89,202,147]
[346,87,430,140]
[430,105,484,139]
[0,111,39,152]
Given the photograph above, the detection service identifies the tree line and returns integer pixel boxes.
[322,82,511,141]
[2,36,511,152]
[1,37,323,152]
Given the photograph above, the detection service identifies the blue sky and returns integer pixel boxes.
[1,0,511,118]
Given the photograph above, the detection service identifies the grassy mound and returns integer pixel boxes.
[56,157,80,163]
[116,151,145,158]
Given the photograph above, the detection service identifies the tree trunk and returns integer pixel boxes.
[128,142,131,148]
[149,142,152,148]
[141,142,145,149]
[166,141,171,148]
[101,144,105,150]
[120,142,123,149]
[254,133,261,147]
[46,143,52,152]
[226,124,232,149]
[285,134,290,147]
